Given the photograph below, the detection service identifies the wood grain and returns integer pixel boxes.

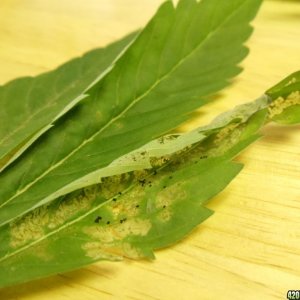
[0,1,299,299]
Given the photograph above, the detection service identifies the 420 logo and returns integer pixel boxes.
[287,290,300,300]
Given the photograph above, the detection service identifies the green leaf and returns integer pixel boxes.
[1,69,300,287]
[0,0,262,226]
[0,158,241,287]
[0,32,137,172]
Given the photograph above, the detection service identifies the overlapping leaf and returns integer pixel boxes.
[0,32,137,172]
[7,0,300,289]
[0,0,262,226]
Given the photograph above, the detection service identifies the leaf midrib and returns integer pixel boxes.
[0,80,82,150]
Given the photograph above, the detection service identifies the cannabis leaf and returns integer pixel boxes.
[0,71,299,288]
[0,0,262,227]
[0,32,137,172]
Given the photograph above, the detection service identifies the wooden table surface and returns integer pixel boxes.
[0,0,299,299]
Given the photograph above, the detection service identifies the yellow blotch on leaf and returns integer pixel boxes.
[268,91,300,119]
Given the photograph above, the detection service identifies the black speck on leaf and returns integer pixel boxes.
[139,179,146,186]
[94,216,102,223]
